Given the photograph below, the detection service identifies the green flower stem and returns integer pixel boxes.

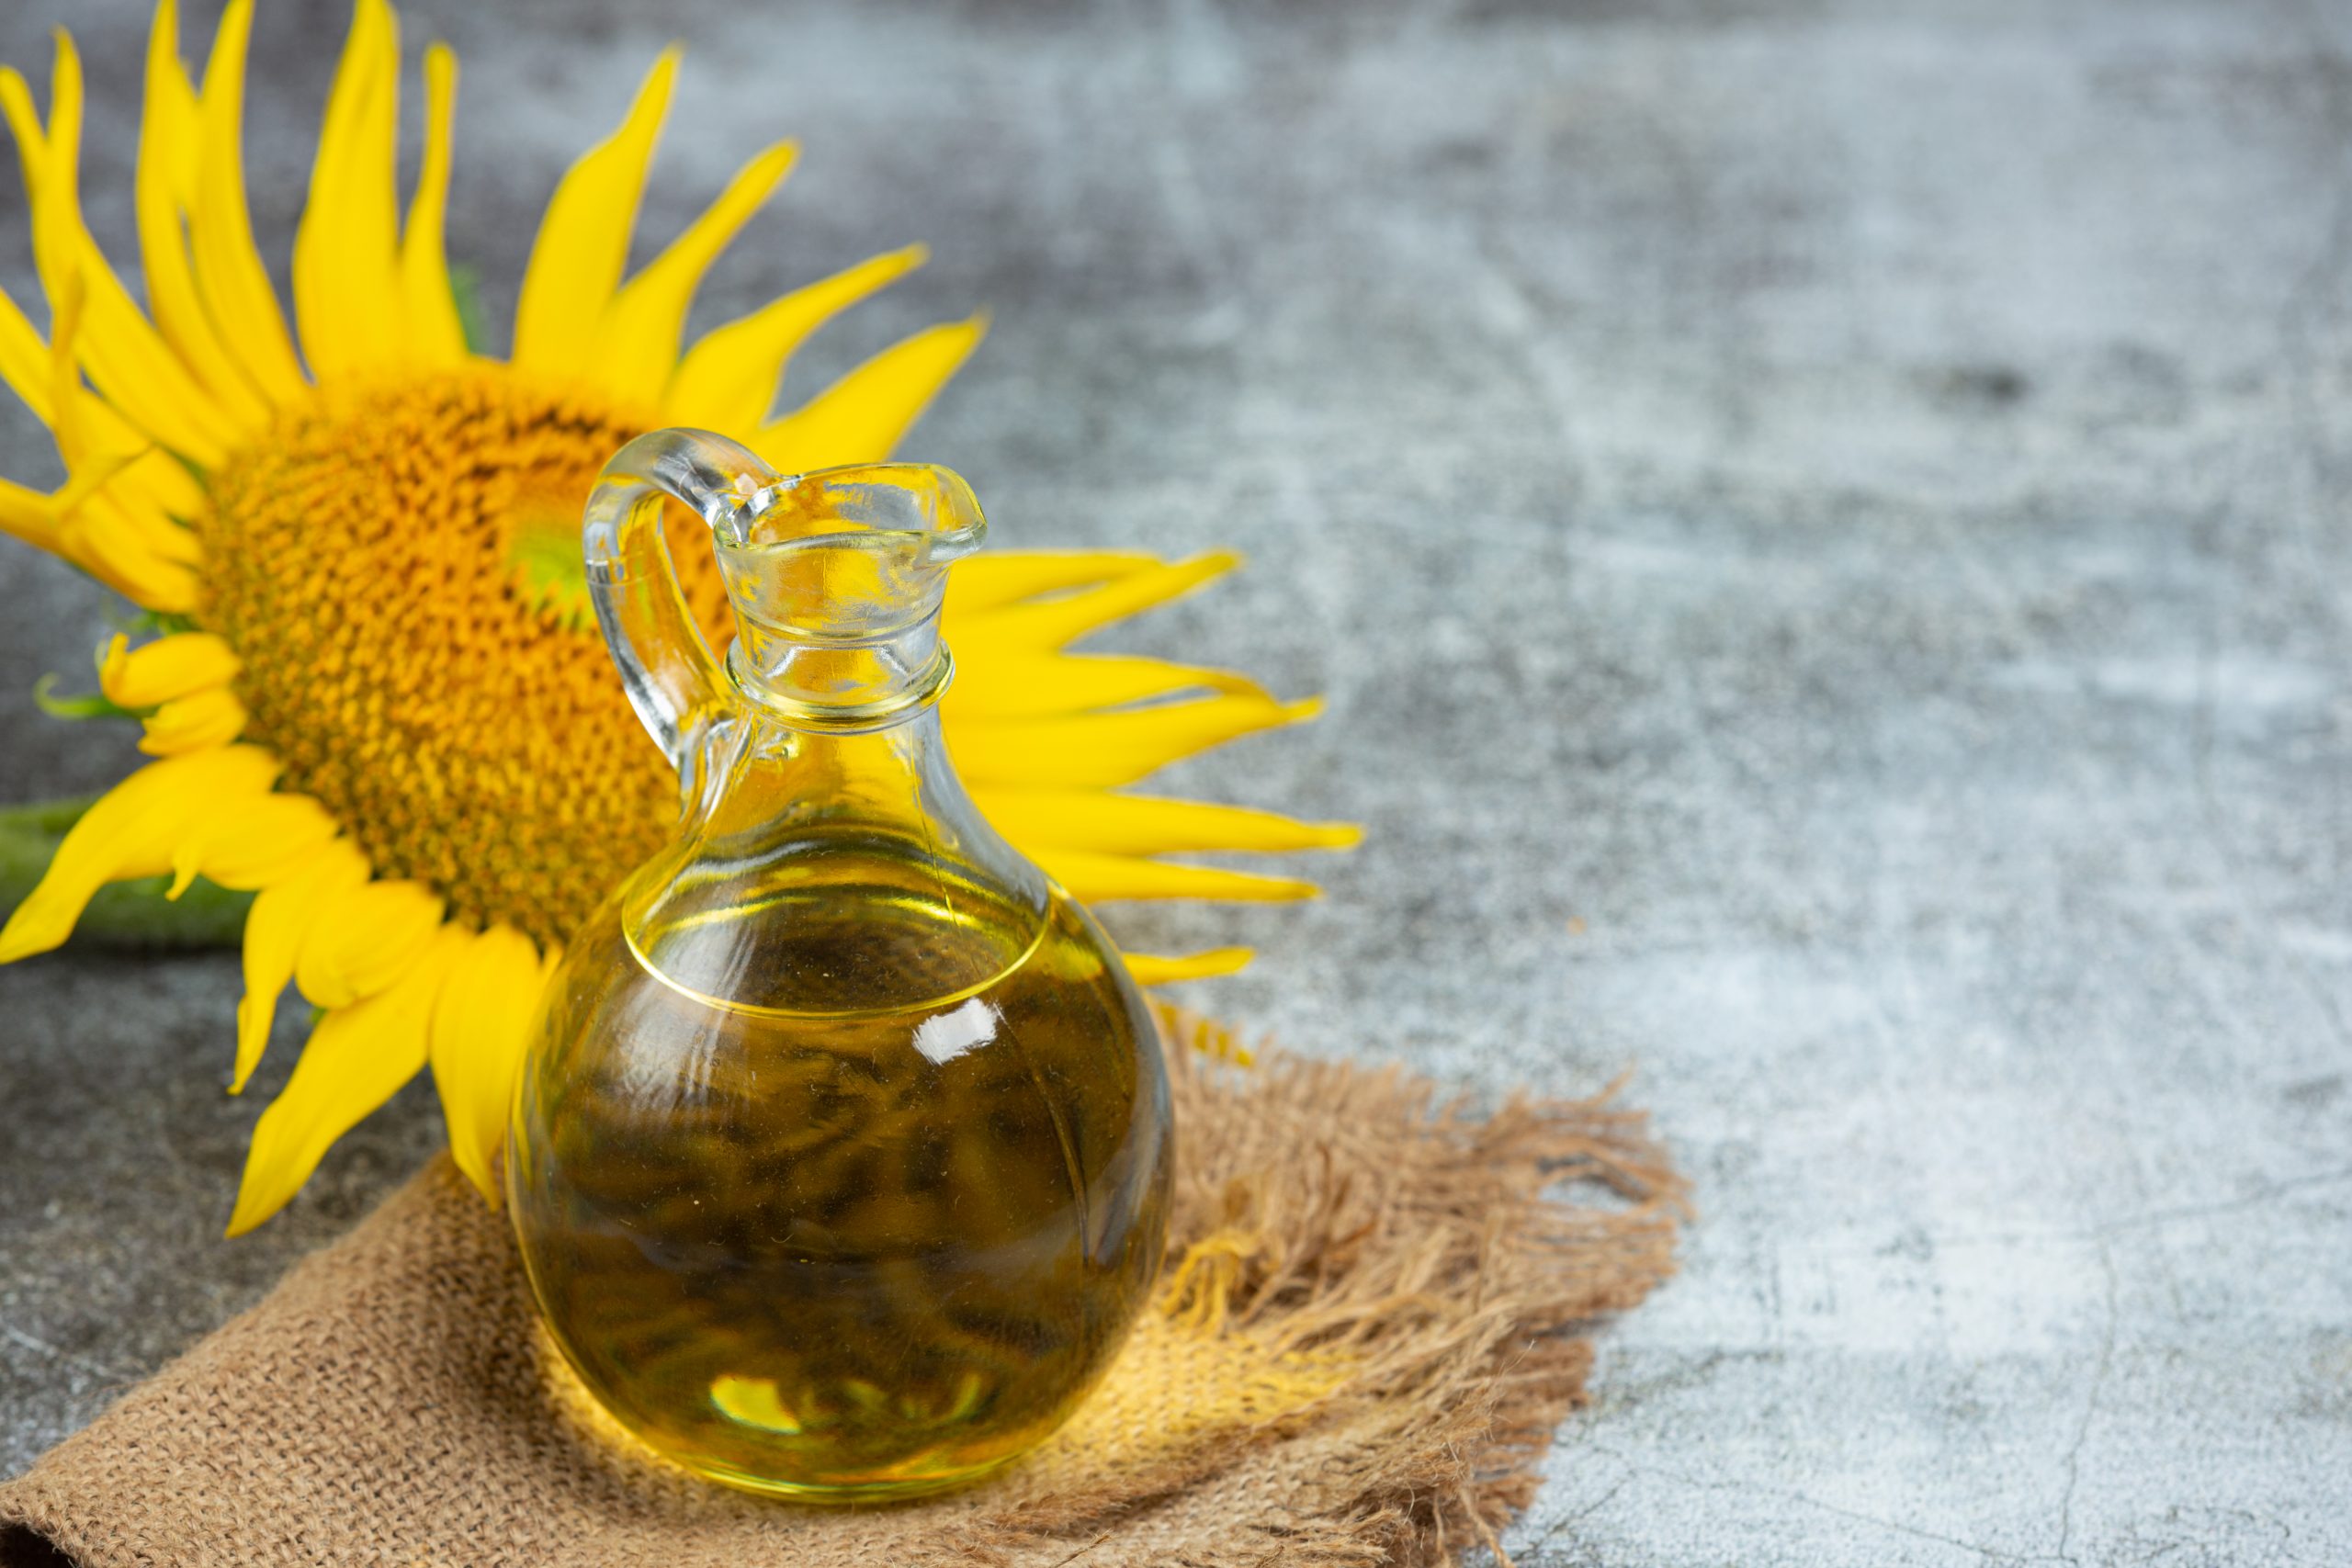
[0,795,254,949]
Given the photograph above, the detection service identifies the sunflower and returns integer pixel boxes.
[0,1,1354,1235]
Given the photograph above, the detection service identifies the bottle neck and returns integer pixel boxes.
[687,663,1051,919]
[724,609,950,733]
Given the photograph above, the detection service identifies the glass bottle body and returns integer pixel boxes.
[506,438,1171,1499]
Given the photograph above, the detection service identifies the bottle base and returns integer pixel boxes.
[681,1450,1023,1505]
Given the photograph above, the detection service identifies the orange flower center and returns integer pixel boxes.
[198,368,733,945]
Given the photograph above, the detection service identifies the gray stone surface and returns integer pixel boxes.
[3,0,2349,1562]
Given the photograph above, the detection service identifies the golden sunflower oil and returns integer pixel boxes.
[508,829,1170,1499]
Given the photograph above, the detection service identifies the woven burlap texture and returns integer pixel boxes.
[0,1013,1683,1568]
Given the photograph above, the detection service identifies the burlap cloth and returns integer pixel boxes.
[0,1013,1682,1568]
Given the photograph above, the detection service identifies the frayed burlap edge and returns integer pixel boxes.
[0,1010,1685,1568]
[1107,1010,1688,1568]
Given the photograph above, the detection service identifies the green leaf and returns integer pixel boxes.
[123,608,199,637]
[32,673,135,722]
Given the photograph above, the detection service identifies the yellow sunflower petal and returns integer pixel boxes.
[590,141,797,402]
[138,685,249,756]
[292,0,401,379]
[165,790,340,899]
[234,840,369,1094]
[295,876,447,1010]
[0,67,43,184]
[0,746,280,964]
[152,4,202,204]
[55,524,196,611]
[1122,947,1255,986]
[0,475,62,553]
[50,455,180,552]
[944,550,1159,616]
[0,288,52,423]
[512,47,678,377]
[1035,850,1318,905]
[0,42,239,463]
[108,495,203,568]
[428,923,548,1201]
[66,491,200,611]
[756,314,987,471]
[1164,1011,1258,1066]
[138,0,272,426]
[665,243,924,432]
[0,284,203,528]
[396,43,466,368]
[952,694,1323,789]
[227,925,467,1235]
[100,629,242,708]
[98,446,205,529]
[950,551,1240,651]
[973,788,1362,854]
[39,265,101,468]
[946,652,1259,721]
[43,415,200,596]
[192,0,311,406]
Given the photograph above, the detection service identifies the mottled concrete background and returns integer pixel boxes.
[4,0,2349,1562]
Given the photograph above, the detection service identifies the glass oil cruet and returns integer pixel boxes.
[506,429,1173,1500]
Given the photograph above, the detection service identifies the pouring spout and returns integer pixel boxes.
[582,430,991,766]
[715,463,989,729]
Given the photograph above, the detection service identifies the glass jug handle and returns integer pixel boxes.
[582,427,781,770]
